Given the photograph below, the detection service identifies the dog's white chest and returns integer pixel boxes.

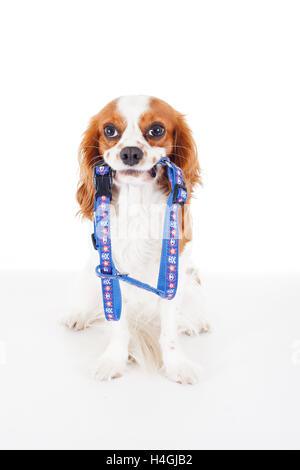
[110,183,166,283]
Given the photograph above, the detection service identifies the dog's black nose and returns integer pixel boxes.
[120,146,143,166]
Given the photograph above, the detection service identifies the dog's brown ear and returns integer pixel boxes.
[173,113,201,194]
[76,114,101,219]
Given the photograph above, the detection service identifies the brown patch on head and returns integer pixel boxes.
[139,98,176,156]
[97,100,126,154]
[139,97,201,192]
[76,99,125,219]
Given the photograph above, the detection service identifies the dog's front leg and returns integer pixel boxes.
[160,298,202,385]
[93,305,129,381]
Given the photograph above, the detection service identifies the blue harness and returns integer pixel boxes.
[92,157,188,321]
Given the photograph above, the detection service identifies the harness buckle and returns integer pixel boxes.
[95,265,129,279]
[173,183,188,205]
[93,164,113,200]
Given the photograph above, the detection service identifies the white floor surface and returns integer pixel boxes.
[0,271,299,450]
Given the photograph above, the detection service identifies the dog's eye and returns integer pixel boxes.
[104,125,119,139]
[147,124,165,139]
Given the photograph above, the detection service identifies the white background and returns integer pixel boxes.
[0,0,300,451]
[0,0,299,273]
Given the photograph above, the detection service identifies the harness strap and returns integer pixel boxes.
[93,157,188,321]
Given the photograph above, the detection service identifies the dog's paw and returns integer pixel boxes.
[197,316,211,334]
[179,316,211,336]
[61,310,103,331]
[162,358,203,385]
[92,355,127,381]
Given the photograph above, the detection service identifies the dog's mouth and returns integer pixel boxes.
[116,165,157,179]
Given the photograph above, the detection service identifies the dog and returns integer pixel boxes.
[64,96,209,384]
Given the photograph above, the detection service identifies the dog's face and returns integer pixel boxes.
[77,95,200,218]
[97,96,176,185]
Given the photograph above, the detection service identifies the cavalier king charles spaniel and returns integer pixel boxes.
[64,96,209,384]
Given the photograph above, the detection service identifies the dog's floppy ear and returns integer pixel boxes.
[76,114,101,219]
[173,113,201,194]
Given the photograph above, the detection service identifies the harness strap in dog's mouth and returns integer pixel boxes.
[92,157,188,321]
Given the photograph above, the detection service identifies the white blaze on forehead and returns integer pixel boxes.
[117,95,150,125]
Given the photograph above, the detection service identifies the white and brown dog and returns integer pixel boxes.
[64,96,209,384]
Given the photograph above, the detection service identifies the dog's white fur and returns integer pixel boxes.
[64,96,209,384]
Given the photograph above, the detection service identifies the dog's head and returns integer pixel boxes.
[77,96,200,218]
